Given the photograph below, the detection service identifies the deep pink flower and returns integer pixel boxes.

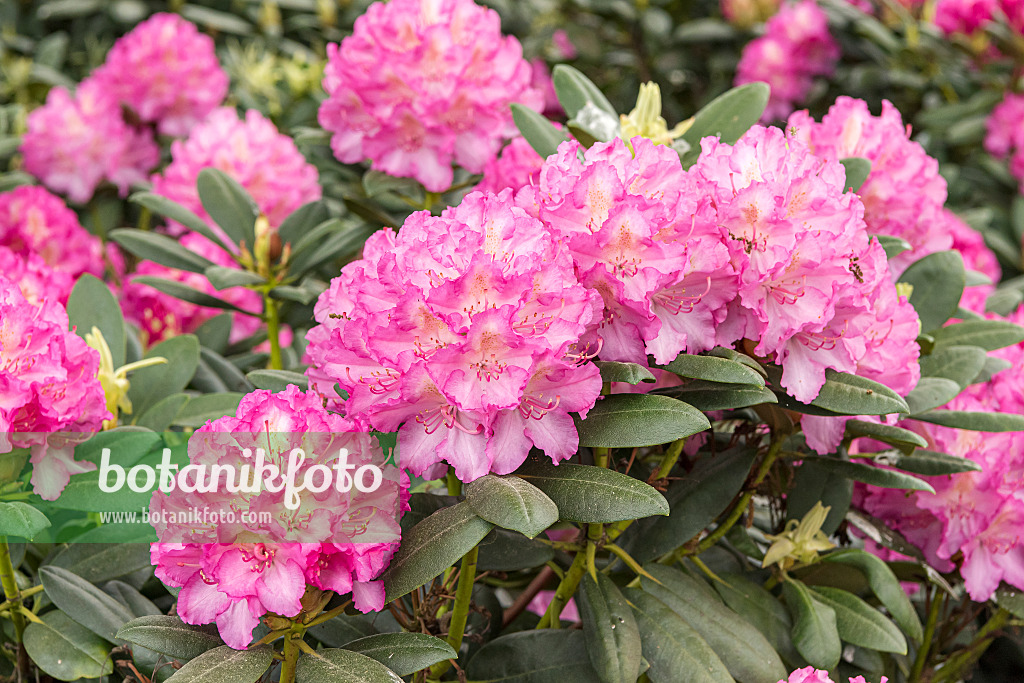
[0,277,109,500]
[90,13,228,136]
[151,108,321,235]
[778,670,888,683]
[933,0,997,34]
[0,247,74,306]
[306,190,602,481]
[21,80,158,203]
[477,137,546,196]
[318,0,543,192]
[986,93,1024,195]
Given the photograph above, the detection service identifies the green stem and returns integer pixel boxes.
[279,630,302,683]
[446,468,463,496]
[429,545,479,679]
[932,608,1011,683]
[264,293,283,370]
[594,447,609,468]
[654,437,686,480]
[536,547,588,629]
[909,588,944,683]
[0,537,28,680]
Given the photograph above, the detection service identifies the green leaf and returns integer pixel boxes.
[465,474,558,539]
[194,314,233,353]
[802,457,934,493]
[277,200,330,246]
[127,334,200,417]
[673,383,779,411]
[790,369,909,416]
[116,615,223,661]
[465,630,603,683]
[382,501,494,600]
[203,265,266,290]
[48,543,155,583]
[845,420,927,449]
[131,276,257,314]
[783,577,841,670]
[247,369,310,392]
[973,356,1013,384]
[342,196,399,229]
[579,573,643,683]
[0,501,50,539]
[995,585,1024,620]
[552,65,617,118]
[593,361,656,385]
[67,273,125,367]
[807,586,907,654]
[714,573,800,666]
[576,394,710,448]
[111,229,218,274]
[840,158,872,193]
[477,527,555,571]
[623,588,733,683]
[166,645,274,683]
[919,344,987,388]
[904,377,962,415]
[341,634,456,677]
[23,611,113,680]
[787,459,852,536]
[130,191,229,252]
[362,170,423,198]
[309,615,377,648]
[197,348,252,393]
[898,251,965,333]
[39,565,133,642]
[196,168,258,247]
[872,449,982,476]
[512,103,571,159]
[516,461,669,523]
[641,564,788,683]
[625,446,757,562]
[680,83,770,167]
[931,319,1024,351]
[821,548,923,641]
[912,410,1024,432]
[874,235,912,260]
[289,220,375,275]
[172,392,244,427]
[662,353,765,387]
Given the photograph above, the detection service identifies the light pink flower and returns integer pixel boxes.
[0,246,74,306]
[151,108,321,235]
[90,13,228,137]
[477,136,546,195]
[0,277,109,500]
[318,0,543,192]
[20,80,158,203]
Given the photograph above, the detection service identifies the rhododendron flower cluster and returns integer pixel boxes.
[933,0,997,35]
[780,668,887,683]
[306,190,603,482]
[986,93,1024,194]
[120,233,262,347]
[151,385,405,649]
[0,276,109,501]
[90,13,228,137]
[20,80,159,203]
[735,0,839,122]
[318,0,543,192]
[0,247,74,306]
[152,107,321,234]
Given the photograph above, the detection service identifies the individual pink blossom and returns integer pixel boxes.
[90,13,228,137]
[120,233,262,347]
[527,591,579,622]
[151,386,405,648]
[735,0,839,122]
[933,0,996,34]
[477,136,545,194]
[306,190,603,482]
[0,277,110,500]
[552,30,577,60]
[778,669,888,683]
[788,97,952,277]
[20,80,158,203]
[151,107,321,235]
[986,93,1024,195]
[318,0,543,192]
[0,247,74,306]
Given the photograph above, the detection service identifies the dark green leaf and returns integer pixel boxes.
[845,420,927,449]
[919,345,987,389]
[23,611,113,680]
[198,348,253,393]
[382,501,494,600]
[465,630,602,683]
[172,392,244,427]
[512,103,571,159]
[840,158,872,193]
[972,356,1013,384]
[111,229,218,274]
[802,457,934,493]
[807,586,907,654]
[898,251,965,333]
[783,578,841,670]
[0,501,50,539]
[309,615,377,648]
[931,319,1024,351]
[289,221,376,275]
[269,285,318,304]
[821,549,922,641]
[874,235,912,260]
[48,543,155,583]
[203,265,265,290]
[131,276,257,314]
[362,170,423,198]
[39,565,133,642]
[579,573,642,683]
[67,273,126,367]
[551,65,617,118]
[623,588,733,683]
[912,410,1024,432]
[714,573,799,666]
[166,645,274,683]
[130,192,229,252]
[196,168,258,247]
[787,459,852,536]
[342,633,456,677]
[674,383,779,411]
[904,377,963,415]
[247,369,310,392]
[872,449,982,476]
[278,200,330,246]
[116,615,223,661]
[465,475,558,539]
[593,361,656,385]
[342,196,399,229]
[476,528,554,571]
[134,393,189,431]
[127,334,200,417]
[680,83,770,167]
[662,353,765,387]
[516,461,668,523]
[794,369,909,416]
[576,394,710,448]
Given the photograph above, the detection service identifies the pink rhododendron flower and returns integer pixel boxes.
[306,190,603,482]
[20,80,158,203]
[788,97,952,277]
[1002,0,1024,32]
[120,233,262,347]
[0,247,74,306]
[552,30,577,60]
[986,93,1024,195]
[90,13,228,137]
[151,107,321,235]
[151,386,405,649]
[477,136,546,195]
[947,209,1000,313]
[735,0,839,122]
[779,669,888,683]
[0,277,109,500]
[318,0,543,192]
[527,591,579,622]
[933,0,997,34]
